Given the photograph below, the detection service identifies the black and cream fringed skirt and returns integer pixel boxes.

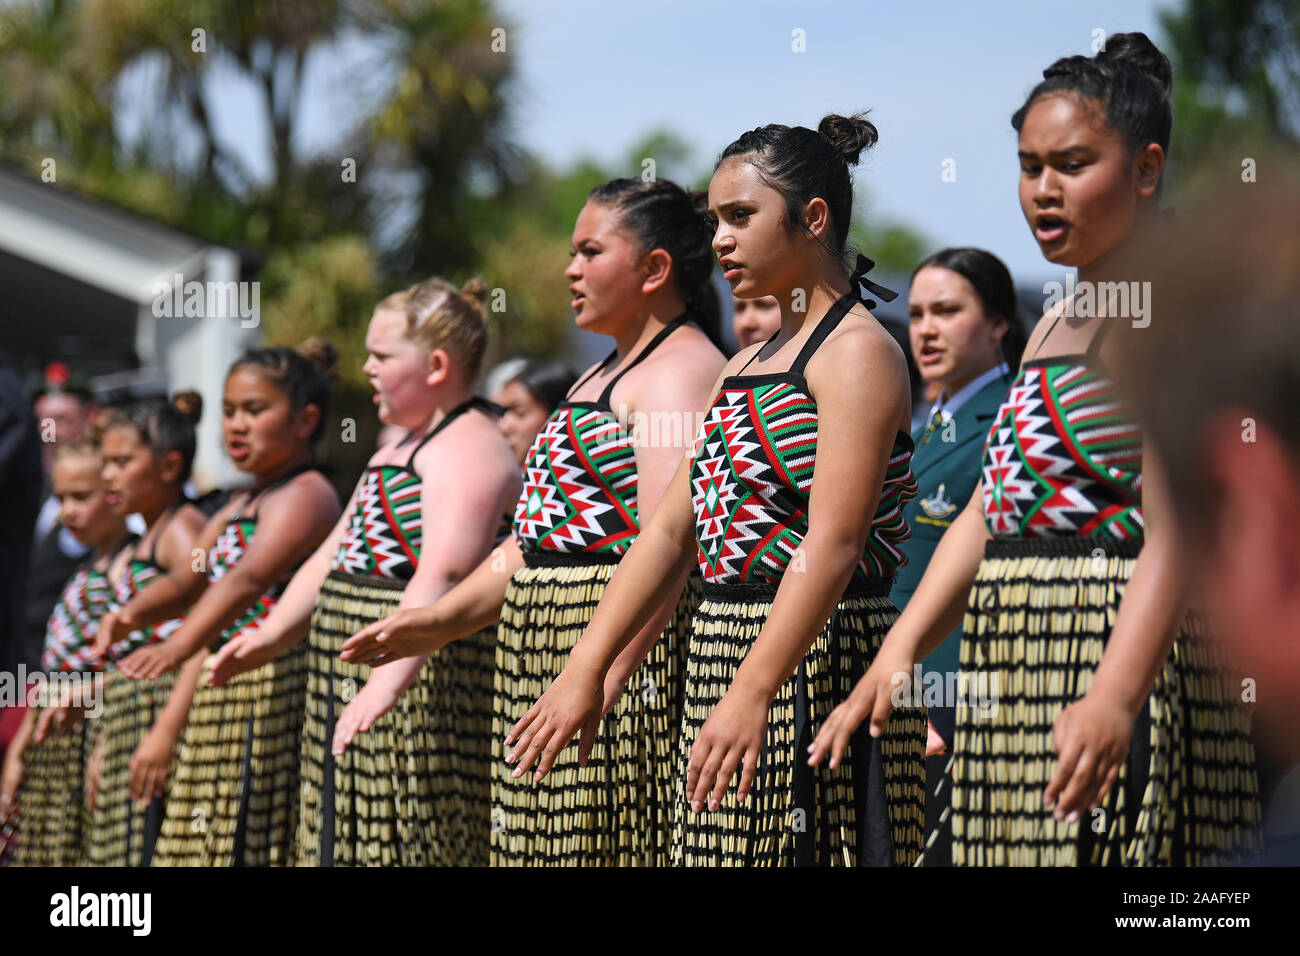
[296,569,494,867]
[152,643,307,866]
[669,579,927,867]
[9,709,89,866]
[492,552,701,867]
[84,669,177,866]
[952,535,1261,866]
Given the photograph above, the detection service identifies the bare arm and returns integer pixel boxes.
[94,505,210,654]
[1044,441,1188,817]
[206,489,356,685]
[129,648,206,803]
[331,425,521,755]
[599,354,724,696]
[363,429,520,697]
[122,477,341,678]
[880,480,990,665]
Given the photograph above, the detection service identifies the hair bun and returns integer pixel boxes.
[298,337,340,382]
[817,112,878,165]
[172,389,203,425]
[460,277,489,317]
[1099,31,1172,98]
[88,408,113,444]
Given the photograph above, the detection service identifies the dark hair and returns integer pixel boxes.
[229,339,339,444]
[105,391,203,485]
[911,248,1027,368]
[1012,32,1172,180]
[508,359,578,417]
[586,177,726,353]
[716,112,878,271]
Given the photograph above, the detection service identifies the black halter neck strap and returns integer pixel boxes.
[567,312,694,405]
[404,396,497,470]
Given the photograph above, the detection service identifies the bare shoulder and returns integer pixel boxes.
[175,501,207,535]
[412,404,515,479]
[210,494,245,528]
[815,308,908,378]
[647,323,727,378]
[263,468,340,513]
[156,501,206,566]
[804,310,910,430]
[623,328,729,412]
[1023,293,1071,360]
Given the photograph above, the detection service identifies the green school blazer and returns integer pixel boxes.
[891,370,1012,732]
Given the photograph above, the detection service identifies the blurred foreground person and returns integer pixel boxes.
[1114,166,1300,865]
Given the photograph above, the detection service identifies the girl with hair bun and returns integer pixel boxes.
[108,342,342,866]
[811,33,1260,866]
[83,392,207,866]
[1,437,131,866]
[503,113,928,867]
[211,279,519,866]
[342,177,726,866]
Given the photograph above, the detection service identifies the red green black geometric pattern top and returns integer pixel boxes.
[512,403,639,556]
[691,381,917,586]
[207,517,283,647]
[982,359,1143,538]
[512,313,694,557]
[332,398,499,580]
[690,293,918,587]
[332,465,423,580]
[105,557,184,662]
[42,564,113,672]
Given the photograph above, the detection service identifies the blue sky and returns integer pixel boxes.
[118,0,1175,292]
[487,0,1173,288]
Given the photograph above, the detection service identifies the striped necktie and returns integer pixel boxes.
[918,408,946,447]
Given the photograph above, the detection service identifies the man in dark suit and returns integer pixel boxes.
[22,369,98,672]
[0,357,43,832]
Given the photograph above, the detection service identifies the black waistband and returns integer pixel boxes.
[984,535,1144,559]
[323,568,410,593]
[701,575,892,603]
[521,548,623,569]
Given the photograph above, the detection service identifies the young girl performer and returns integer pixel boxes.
[810,34,1260,866]
[0,438,130,866]
[342,178,727,866]
[210,279,518,866]
[85,394,207,866]
[114,344,341,866]
[504,116,928,866]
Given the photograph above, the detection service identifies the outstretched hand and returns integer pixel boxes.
[331,681,400,757]
[1044,691,1134,821]
[685,685,770,812]
[503,664,605,782]
[807,647,913,768]
[340,608,444,666]
[118,643,184,681]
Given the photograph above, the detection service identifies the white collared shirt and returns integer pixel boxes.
[925,362,1010,426]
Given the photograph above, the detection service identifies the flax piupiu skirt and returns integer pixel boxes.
[151,643,307,866]
[952,535,1261,866]
[669,579,927,867]
[10,705,91,866]
[492,552,701,866]
[296,569,494,866]
[84,668,178,866]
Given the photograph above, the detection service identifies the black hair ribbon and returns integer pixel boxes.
[850,254,898,309]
